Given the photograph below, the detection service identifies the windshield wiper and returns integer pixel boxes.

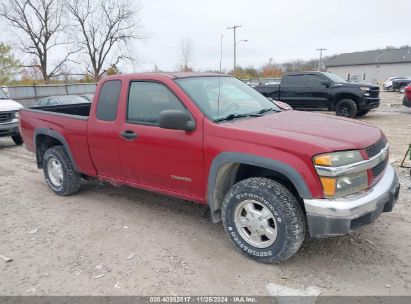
[215,112,265,122]
[258,107,278,114]
[214,113,249,122]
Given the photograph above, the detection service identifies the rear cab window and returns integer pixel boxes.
[96,80,122,121]
[285,75,304,86]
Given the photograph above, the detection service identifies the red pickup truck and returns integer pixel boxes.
[20,72,400,263]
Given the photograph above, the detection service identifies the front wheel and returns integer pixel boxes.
[335,99,358,118]
[43,146,81,196]
[11,135,23,145]
[221,177,306,263]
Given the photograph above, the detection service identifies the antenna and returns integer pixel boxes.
[217,34,223,121]
[219,34,223,73]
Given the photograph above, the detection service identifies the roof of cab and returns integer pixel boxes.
[104,72,228,80]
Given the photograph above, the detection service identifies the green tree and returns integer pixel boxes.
[0,43,20,84]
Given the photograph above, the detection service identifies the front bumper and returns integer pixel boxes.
[304,165,400,238]
[359,97,380,110]
[0,121,20,137]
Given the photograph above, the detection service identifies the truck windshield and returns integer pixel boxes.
[322,72,347,83]
[175,76,279,121]
[0,89,8,99]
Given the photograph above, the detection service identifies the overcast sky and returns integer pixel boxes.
[136,0,411,72]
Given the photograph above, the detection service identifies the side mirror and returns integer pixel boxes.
[159,110,196,131]
[321,80,331,87]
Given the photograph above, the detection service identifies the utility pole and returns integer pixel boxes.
[316,48,327,71]
[227,25,242,71]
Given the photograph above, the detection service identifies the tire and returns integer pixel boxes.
[335,99,358,118]
[387,86,394,92]
[42,146,81,196]
[356,110,370,117]
[400,85,406,93]
[11,135,23,145]
[221,177,306,263]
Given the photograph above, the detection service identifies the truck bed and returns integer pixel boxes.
[253,84,280,99]
[29,103,91,117]
[20,102,97,176]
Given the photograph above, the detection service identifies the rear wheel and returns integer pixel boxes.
[335,99,357,118]
[356,110,370,117]
[43,146,81,196]
[222,177,306,263]
[11,135,23,145]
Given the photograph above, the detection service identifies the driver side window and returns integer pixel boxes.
[127,81,186,125]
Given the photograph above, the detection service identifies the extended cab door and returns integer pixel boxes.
[88,80,125,180]
[118,80,204,200]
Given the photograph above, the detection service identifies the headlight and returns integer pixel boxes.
[360,87,370,91]
[314,150,363,167]
[14,111,20,119]
[314,151,368,198]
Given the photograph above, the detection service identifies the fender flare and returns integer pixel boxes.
[33,128,78,171]
[333,92,361,108]
[207,152,313,223]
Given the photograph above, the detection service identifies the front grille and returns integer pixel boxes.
[372,158,388,178]
[369,88,380,98]
[366,137,388,181]
[0,112,13,123]
[366,137,387,158]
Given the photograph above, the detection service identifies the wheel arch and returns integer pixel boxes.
[333,93,360,109]
[34,128,78,171]
[207,152,312,223]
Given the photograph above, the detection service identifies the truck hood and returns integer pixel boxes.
[0,99,23,112]
[226,111,382,151]
[336,82,379,89]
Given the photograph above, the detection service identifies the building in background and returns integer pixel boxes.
[326,48,411,84]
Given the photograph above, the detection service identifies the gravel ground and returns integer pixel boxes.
[0,92,410,296]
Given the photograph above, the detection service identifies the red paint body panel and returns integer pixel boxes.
[405,85,411,99]
[20,73,385,203]
[19,111,97,176]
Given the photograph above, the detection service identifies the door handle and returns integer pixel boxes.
[120,130,138,140]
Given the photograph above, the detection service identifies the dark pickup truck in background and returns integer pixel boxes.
[253,71,380,118]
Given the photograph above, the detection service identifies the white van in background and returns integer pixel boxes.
[0,88,24,145]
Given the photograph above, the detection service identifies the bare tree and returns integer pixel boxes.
[0,0,74,82]
[178,38,194,72]
[65,0,142,81]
